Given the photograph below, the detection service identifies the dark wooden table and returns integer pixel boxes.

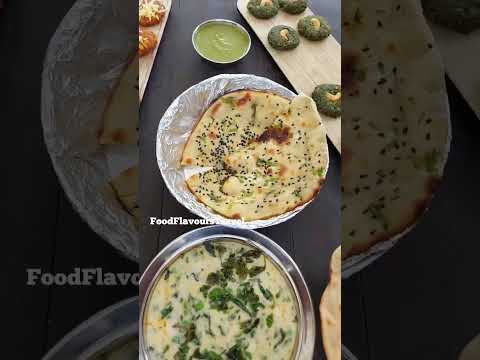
[140,0,341,358]
[2,1,138,358]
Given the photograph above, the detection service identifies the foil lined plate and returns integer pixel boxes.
[342,345,359,360]
[41,0,138,260]
[156,74,329,229]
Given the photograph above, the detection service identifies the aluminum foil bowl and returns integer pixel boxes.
[342,345,359,360]
[139,225,316,360]
[42,297,138,360]
[156,74,329,229]
[41,0,139,261]
[192,19,252,64]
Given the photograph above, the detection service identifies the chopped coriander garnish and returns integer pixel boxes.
[240,318,260,334]
[160,303,173,319]
[274,328,286,349]
[266,314,274,328]
[258,282,273,301]
[193,300,204,312]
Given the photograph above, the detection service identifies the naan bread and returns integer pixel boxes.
[320,246,341,360]
[109,166,139,221]
[459,333,480,360]
[181,91,329,221]
[99,56,139,145]
[342,0,450,258]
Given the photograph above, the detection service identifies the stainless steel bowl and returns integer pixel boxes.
[42,297,138,360]
[192,19,252,64]
[140,225,316,360]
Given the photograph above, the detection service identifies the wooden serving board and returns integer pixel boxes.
[139,0,172,102]
[429,23,480,120]
[237,0,341,152]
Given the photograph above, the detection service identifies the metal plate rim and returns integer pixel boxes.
[42,297,138,360]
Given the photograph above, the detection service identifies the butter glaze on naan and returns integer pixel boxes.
[181,90,329,221]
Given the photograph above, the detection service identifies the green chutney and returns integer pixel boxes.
[194,22,250,63]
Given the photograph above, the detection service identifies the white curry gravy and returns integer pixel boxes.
[143,240,299,359]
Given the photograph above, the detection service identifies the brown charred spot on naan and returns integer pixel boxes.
[112,129,128,144]
[425,176,442,194]
[211,102,222,116]
[236,92,252,106]
[341,147,353,179]
[185,158,193,165]
[123,167,137,178]
[258,127,290,144]
[409,177,442,217]
[342,51,361,94]
[386,42,397,54]
[232,213,242,220]
[208,131,217,139]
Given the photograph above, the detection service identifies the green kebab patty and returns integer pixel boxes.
[422,0,480,34]
[268,25,300,50]
[247,0,280,19]
[312,84,341,118]
[279,0,308,14]
[298,15,331,40]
